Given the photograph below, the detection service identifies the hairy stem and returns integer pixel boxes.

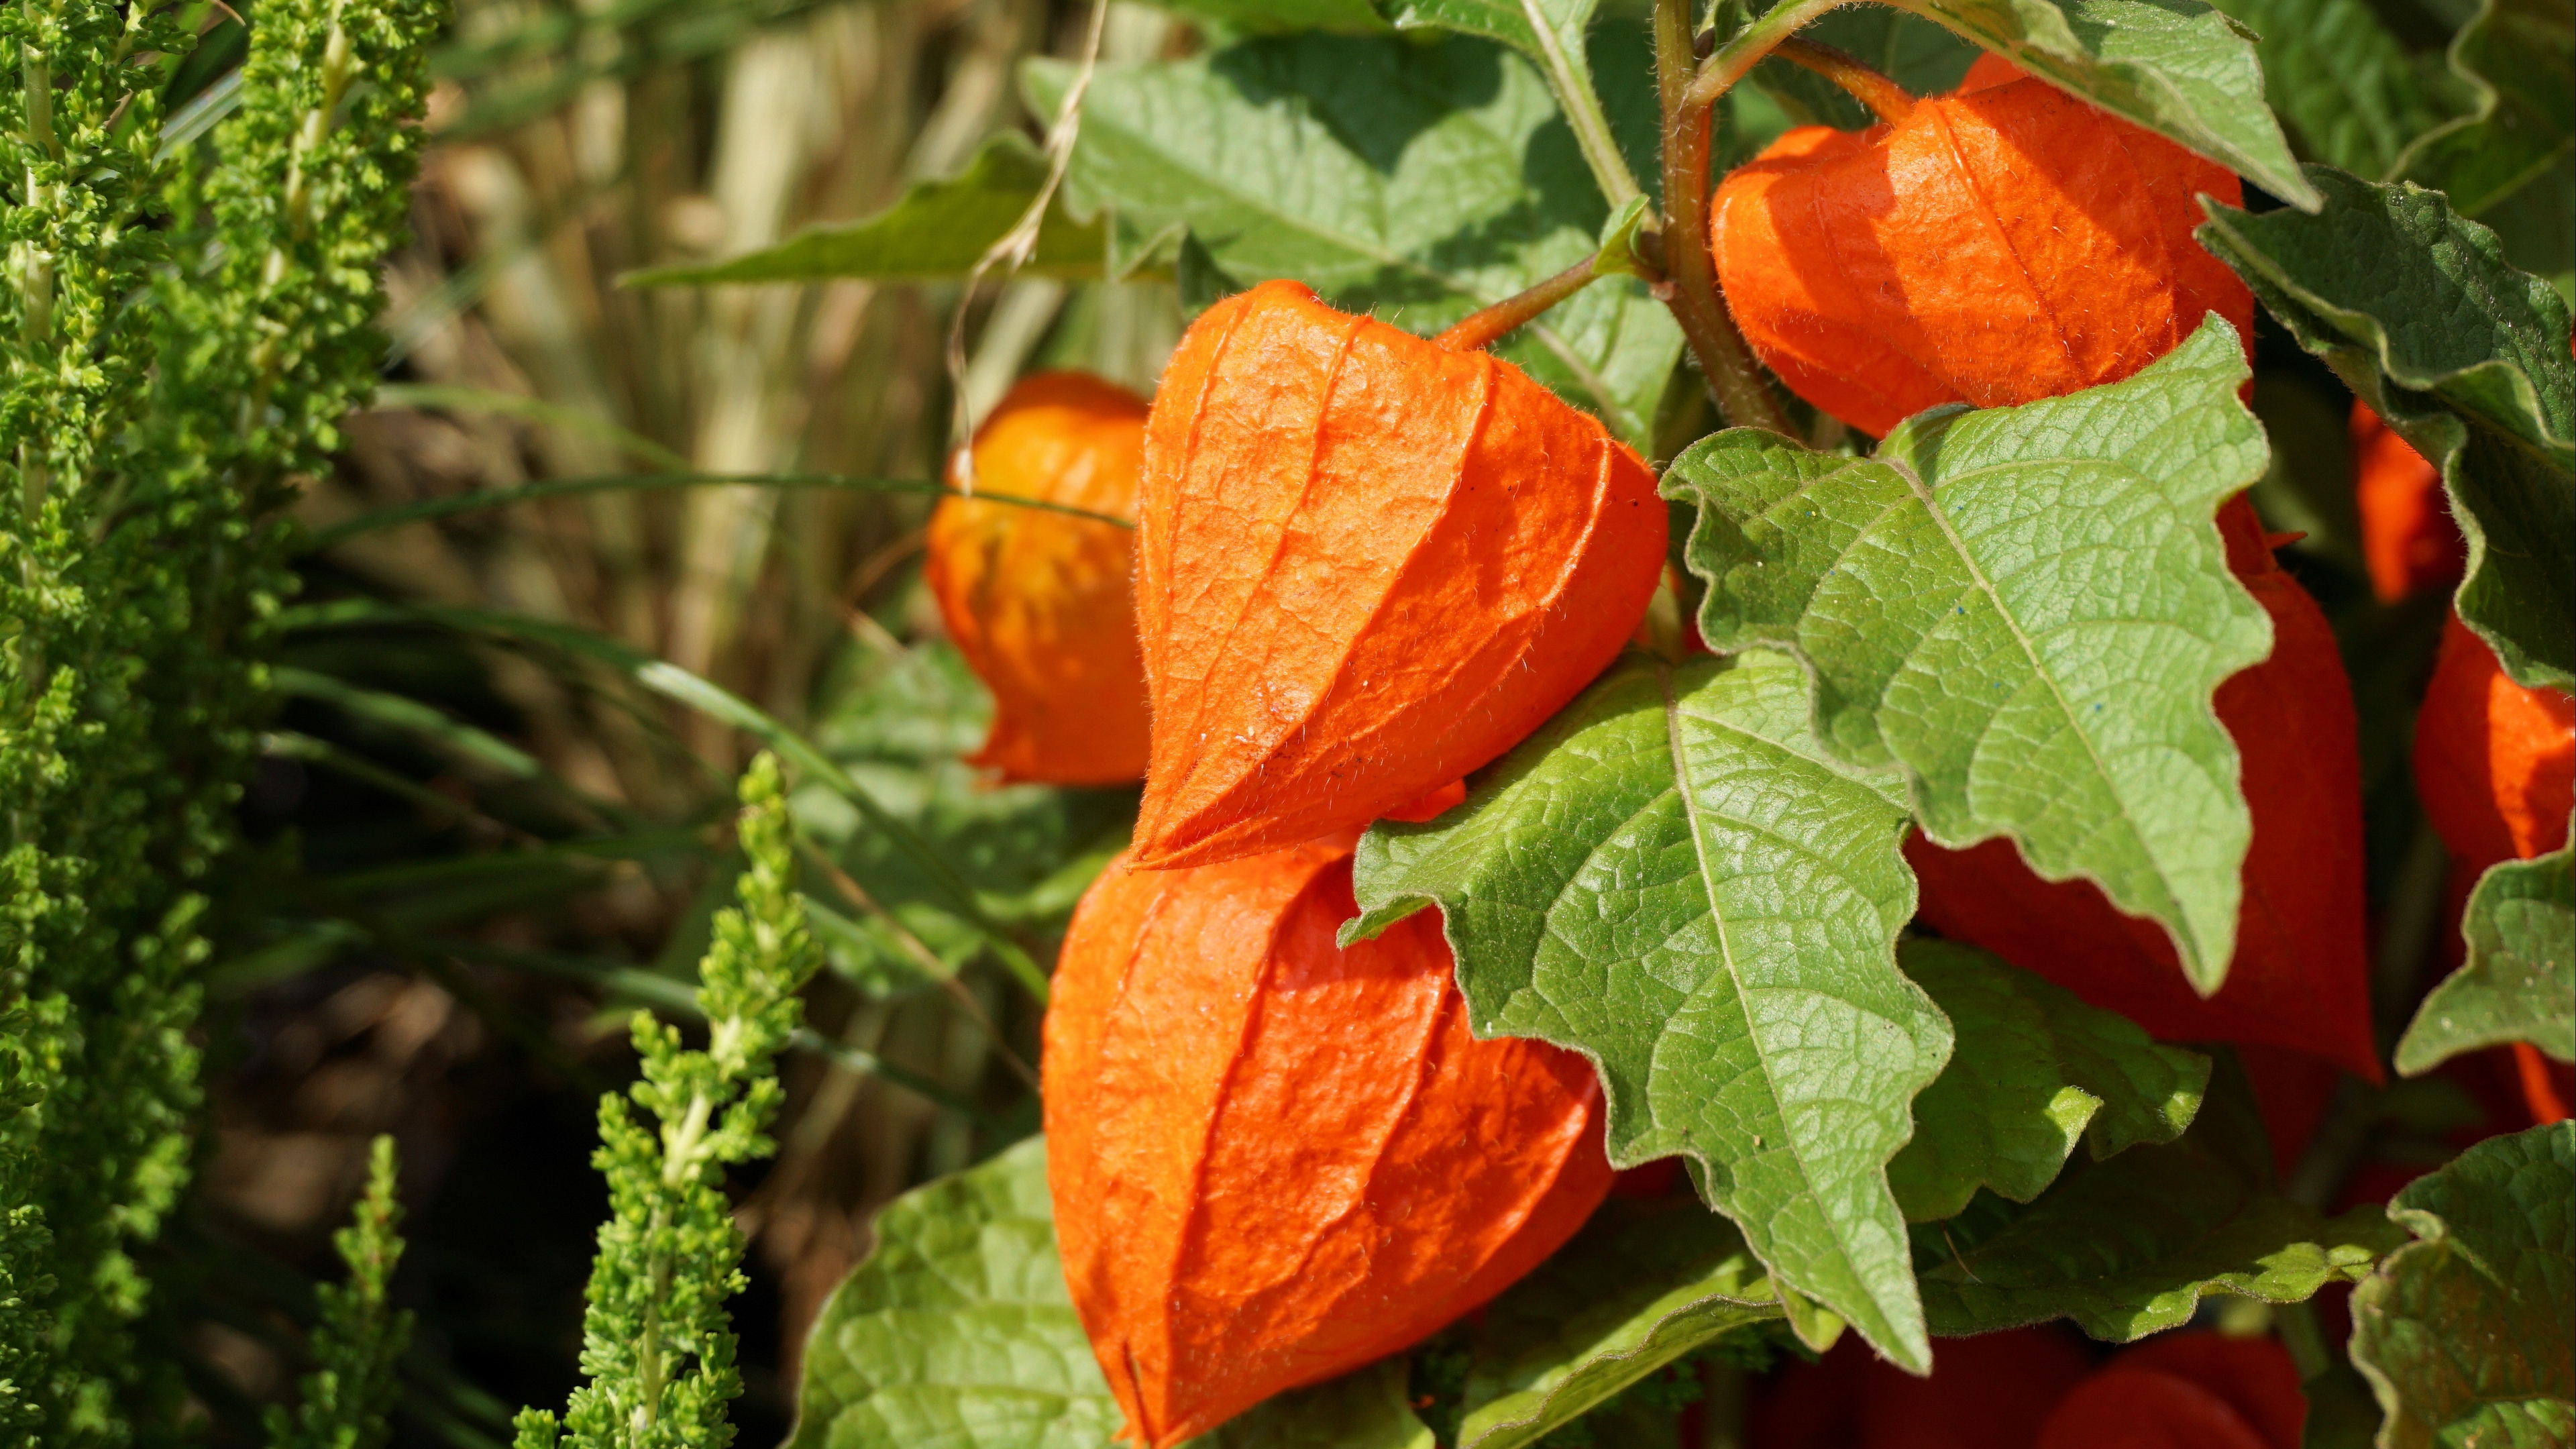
[1654,0,1792,432]
[1521,0,1646,211]
[1772,35,1915,123]
[1684,0,1849,111]
[1434,254,1604,353]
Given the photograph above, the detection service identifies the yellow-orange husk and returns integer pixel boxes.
[1129,279,1664,868]
[926,371,1152,784]
[1042,841,1615,1446]
[1711,56,2253,437]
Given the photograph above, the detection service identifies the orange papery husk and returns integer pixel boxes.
[1128,278,1664,869]
[2035,1333,2305,1449]
[1710,67,2252,437]
[1042,841,1615,1447]
[2350,400,2463,603]
[2412,608,2575,875]
[925,371,1153,784]
[1908,498,2380,1082]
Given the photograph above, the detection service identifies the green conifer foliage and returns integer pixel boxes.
[0,0,437,1437]
[515,754,822,1449]
[267,1136,415,1449]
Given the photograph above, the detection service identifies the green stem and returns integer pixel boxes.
[1685,0,1849,111]
[1772,34,1915,123]
[1654,0,1792,433]
[1519,0,1646,211]
[1434,253,1604,353]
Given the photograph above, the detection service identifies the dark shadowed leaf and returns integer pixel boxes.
[2394,0,2574,219]
[1915,1058,2408,1340]
[2199,166,2576,692]
[2349,1123,2576,1449]
[1891,941,2208,1223]
[2203,0,2445,180]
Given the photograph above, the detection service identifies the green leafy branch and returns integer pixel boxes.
[514,753,822,1449]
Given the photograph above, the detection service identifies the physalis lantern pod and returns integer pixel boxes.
[1042,841,1614,1446]
[1710,55,2253,437]
[2414,610,2574,875]
[926,371,1152,784]
[1128,279,1664,869]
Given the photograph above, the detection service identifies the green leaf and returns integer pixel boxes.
[2395,0,2575,217]
[2201,0,2446,180]
[1451,1200,1780,1449]
[1348,649,1949,1371]
[789,1136,1118,1449]
[1885,0,2318,207]
[789,1136,1436,1449]
[2349,1122,2576,1449]
[1917,1058,2410,1340]
[1668,319,2273,991]
[2395,832,2576,1074]
[1889,941,2209,1223]
[624,133,1110,286]
[1022,35,1683,446]
[2198,165,2576,693]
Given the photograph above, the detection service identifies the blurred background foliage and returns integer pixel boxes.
[193,0,1181,1436]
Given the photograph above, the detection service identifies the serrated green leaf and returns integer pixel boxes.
[1668,319,2273,991]
[789,1136,1435,1449]
[1452,1200,1780,1449]
[625,134,1109,286]
[1916,1059,2410,1340]
[1348,649,1948,1371]
[1022,35,1682,446]
[2198,165,2576,693]
[2396,830,2576,1074]
[786,1136,1117,1449]
[1886,0,2317,207]
[1890,941,2209,1223]
[2203,0,2447,179]
[2350,1122,2576,1449]
[2395,0,2574,216]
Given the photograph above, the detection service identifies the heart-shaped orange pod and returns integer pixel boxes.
[2351,401,2462,602]
[925,371,1152,784]
[1042,841,1613,1446]
[1908,498,2379,1081]
[1130,278,1663,868]
[1710,56,2253,436]
[2034,1334,2304,1449]
[2414,610,2574,874]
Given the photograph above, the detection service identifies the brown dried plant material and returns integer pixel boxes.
[1042,841,1614,1446]
[1711,54,2253,437]
[1128,279,1664,869]
[926,371,1152,784]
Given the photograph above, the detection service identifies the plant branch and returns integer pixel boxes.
[1686,0,1848,111]
[1655,0,1793,433]
[1520,0,1647,211]
[1435,254,1606,353]
[1772,35,1915,123]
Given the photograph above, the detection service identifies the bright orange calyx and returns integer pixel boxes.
[2414,609,2575,874]
[926,370,1152,784]
[1909,497,2379,1081]
[1710,64,2252,436]
[1130,278,1664,869]
[1042,842,1614,1446]
[2351,400,2462,602]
